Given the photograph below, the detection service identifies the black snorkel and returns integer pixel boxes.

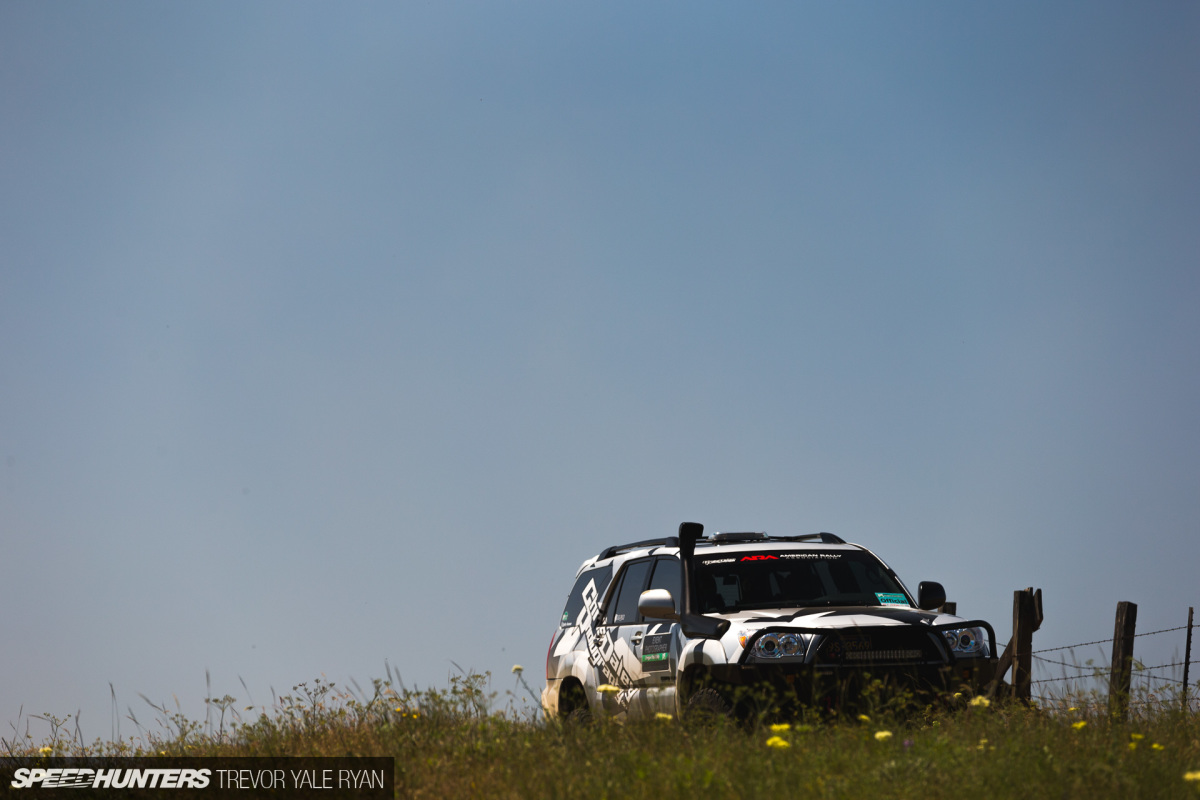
[677,521,730,640]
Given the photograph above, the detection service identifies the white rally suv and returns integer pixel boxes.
[543,522,998,720]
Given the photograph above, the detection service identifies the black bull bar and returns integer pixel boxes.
[698,619,1000,706]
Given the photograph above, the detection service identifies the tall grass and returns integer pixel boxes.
[5,670,1199,799]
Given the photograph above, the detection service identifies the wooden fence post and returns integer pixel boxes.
[984,587,1042,701]
[1011,589,1035,702]
[1109,601,1138,721]
[1184,606,1194,714]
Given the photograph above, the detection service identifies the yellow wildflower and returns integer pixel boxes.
[1072,721,1087,730]
[857,714,871,722]
[769,723,791,733]
[1185,771,1200,781]
[596,684,620,695]
[1128,742,1138,751]
[765,735,790,749]
[1131,733,1145,741]
[969,695,991,708]
[874,730,893,741]
[1151,743,1164,751]
[511,665,524,674]
[655,712,674,722]
[38,747,52,755]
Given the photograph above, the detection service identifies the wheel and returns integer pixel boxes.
[557,681,591,724]
[686,687,732,723]
[564,706,594,725]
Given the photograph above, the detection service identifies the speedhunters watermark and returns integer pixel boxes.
[10,769,211,790]
[1,758,391,798]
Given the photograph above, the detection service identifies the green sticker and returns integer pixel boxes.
[641,652,669,663]
[875,592,909,607]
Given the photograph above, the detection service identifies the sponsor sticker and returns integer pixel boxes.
[640,633,671,672]
[875,592,909,607]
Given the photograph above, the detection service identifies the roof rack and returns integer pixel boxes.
[773,532,846,544]
[711,531,766,542]
[597,536,680,561]
[696,531,847,546]
[596,531,846,560]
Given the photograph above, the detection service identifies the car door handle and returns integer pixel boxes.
[631,632,643,646]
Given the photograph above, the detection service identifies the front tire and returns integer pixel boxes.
[686,687,732,723]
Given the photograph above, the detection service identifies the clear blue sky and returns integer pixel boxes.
[2,1,1197,740]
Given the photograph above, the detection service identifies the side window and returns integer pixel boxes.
[560,564,614,628]
[646,557,681,614]
[606,560,652,626]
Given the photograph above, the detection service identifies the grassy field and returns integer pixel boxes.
[6,671,1200,799]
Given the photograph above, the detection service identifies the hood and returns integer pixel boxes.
[727,605,963,631]
[719,606,976,663]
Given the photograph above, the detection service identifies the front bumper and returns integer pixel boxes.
[705,656,997,697]
[699,620,998,712]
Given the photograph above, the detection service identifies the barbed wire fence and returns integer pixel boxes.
[1024,609,1198,717]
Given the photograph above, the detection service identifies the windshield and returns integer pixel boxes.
[694,550,910,612]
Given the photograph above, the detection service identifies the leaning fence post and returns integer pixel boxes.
[1011,589,1035,702]
[1184,606,1194,714]
[1109,601,1138,721]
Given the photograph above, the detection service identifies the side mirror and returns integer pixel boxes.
[638,589,680,621]
[918,581,947,611]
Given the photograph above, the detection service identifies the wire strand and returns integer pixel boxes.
[1132,625,1190,638]
[1031,675,1106,685]
[1034,638,1112,654]
[1032,624,1190,655]
[1032,654,1106,669]
[1137,659,1200,671]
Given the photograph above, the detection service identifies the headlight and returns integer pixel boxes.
[942,627,989,657]
[752,632,807,660]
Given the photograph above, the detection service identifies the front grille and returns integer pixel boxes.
[814,628,943,665]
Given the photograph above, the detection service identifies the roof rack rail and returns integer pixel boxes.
[770,532,846,544]
[711,531,766,542]
[692,531,847,547]
[597,536,680,561]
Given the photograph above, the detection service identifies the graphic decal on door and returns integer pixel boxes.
[573,575,634,687]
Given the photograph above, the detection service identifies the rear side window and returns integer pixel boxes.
[560,564,613,628]
[606,560,652,625]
